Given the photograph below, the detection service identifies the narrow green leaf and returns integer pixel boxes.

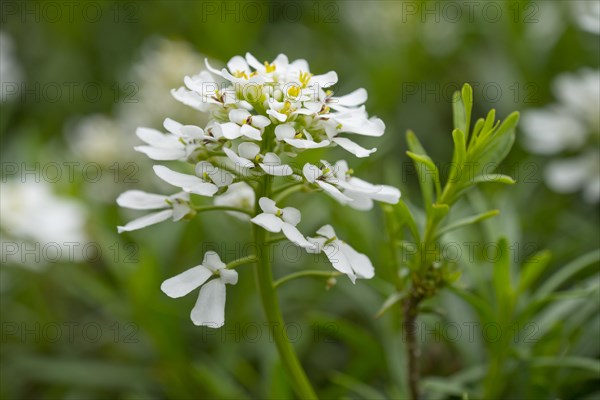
[406,130,437,211]
[535,249,600,299]
[435,209,500,239]
[461,83,473,139]
[452,89,466,134]
[493,238,514,314]
[517,250,552,295]
[530,357,600,374]
[448,129,466,186]
[406,150,442,200]
[375,292,404,318]
[394,200,421,244]
[473,174,516,185]
[492,111,520,138]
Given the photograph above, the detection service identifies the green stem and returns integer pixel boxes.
[226,255,257,269]
[252,126,317,400]
[274,270,341,289]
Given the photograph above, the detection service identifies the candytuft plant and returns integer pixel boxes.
[117,53,400,398]
[381,84,520,399]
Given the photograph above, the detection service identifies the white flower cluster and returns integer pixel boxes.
[118,53,400,327]
[522,69,599,203]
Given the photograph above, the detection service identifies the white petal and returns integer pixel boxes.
[310,71,338,88]
[260,153,293,177]
[285,138,331,149]
[218,122,243,139]
[196,161,233,188]
[343,192,374,211]
[134,145,186,161]
[251,213,284,233]
[227,55,250,74]
[171,87,206,111]
[302,163,321,183]
[258,197,279,214]
[204,58,223,76]
[117,209,173,233]
[266,109,288,122]
[317,181,354,203]
[332,137,376,158]
[245,52,262,70]
[281,223,315,249]
[160,265,212,298]
[153,165,218,197]
[281,207,301,226]
[219,269,238,285]
[333,88,368,106]
[203,251,226,272]
[340,117,385,137]
[251,115,271,129]
[180,125,206,139]
[240,124,262,141]
[340,242,374,279]
[223,147,254,169]
[117,190,168,210]
[191,279,226,328]
[229,108,251,125]
[136,127,180,148]
[323,242,356,283]
[164,118,183,135]
[238,142,261,160]
[316,224,336,239]
[172,201,192,221]
[348,177,401,204]
[275,124,296,140]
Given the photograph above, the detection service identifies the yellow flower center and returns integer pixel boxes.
[264,61,276,73]
[287,85,300,98]
[233,70,248,79]
[299,71,312,88]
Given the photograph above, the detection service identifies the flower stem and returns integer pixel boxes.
[253,162,317,399]
[226,255,257,270]
[193,205,253,216]
[274,270,340,289]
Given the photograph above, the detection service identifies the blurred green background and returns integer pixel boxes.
[1,1,599,399]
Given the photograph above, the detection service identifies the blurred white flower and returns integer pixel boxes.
[571,0,600,35]
[0,180,87,268]
[0,31,23,102]
[307,225,374,284]
[522,69,600,203]
[161,251,238,327]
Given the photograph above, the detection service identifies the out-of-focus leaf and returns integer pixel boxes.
[535,249,600,299]
[330,371,387,400]
[375,291,404,318]
[493,238,514,316]
[435,210,499,239]
[529,357,600,374]
[517,250,552,295]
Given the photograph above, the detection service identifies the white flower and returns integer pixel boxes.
[522,69,599,202]
[307,225,374,283]
[251,197,315,249]
[135,118,217,161]
[216,109,271,141]
[275,124,331,149]
[1,180,88,268]
[153,163,232,197]
[214,182,255,220]
[117,190,192,233]
[161,251,238,327]
[545,151,600,204]
[571,0,600,35]
[303,160,400,209]
[223,142,293,176]
[0,31,23,102]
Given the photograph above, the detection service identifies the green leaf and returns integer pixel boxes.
[461,83,473,138]
[493,238,514,315]
[448,286,495,324]
[393,200,421,244]
[472,174,516,185]
[406,151,442,200]
[435,209,500,239]
[517,250,552,295]
[375,292,405,318]
[448,129,466,185]
[529,357,600,375]
[535,249,600,299]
